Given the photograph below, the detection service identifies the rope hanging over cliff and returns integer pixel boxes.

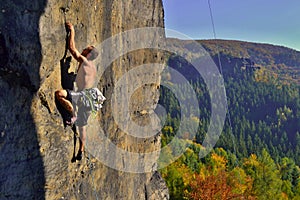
[207,0,241,177]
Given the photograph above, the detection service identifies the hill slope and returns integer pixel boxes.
[162,38,300,162]
[200,39,300,84]
[159,38,300,199]
[167,38,300,84]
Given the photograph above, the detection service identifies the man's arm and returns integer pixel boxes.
[66,22,87,63]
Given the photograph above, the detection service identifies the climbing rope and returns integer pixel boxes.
[207,0,239,167]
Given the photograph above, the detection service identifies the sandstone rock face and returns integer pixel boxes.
[0,0,168,199]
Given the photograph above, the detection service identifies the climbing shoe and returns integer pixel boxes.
[76,151,83,161]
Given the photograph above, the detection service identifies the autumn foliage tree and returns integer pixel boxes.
[186,150,255,199]
[188,170,241,200]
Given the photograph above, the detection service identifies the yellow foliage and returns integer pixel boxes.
[211,152,227,171]
[281,192,289,200]
[243,154,259,166]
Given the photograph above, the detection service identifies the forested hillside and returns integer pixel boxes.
[159,39,300,199]
[201,39,300,85]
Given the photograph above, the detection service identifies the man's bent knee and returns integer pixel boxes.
[55,90,67,99]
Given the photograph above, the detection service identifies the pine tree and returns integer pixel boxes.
[245,149,282,199]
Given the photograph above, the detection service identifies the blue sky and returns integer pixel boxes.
[162,0,300,51]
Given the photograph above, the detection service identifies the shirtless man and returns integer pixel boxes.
[55,22,99,160]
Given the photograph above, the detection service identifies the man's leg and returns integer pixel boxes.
[76,125,86,160]
[55,89,77,124]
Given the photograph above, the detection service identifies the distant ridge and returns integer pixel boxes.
[167,38,300,84]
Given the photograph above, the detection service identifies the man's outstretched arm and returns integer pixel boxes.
[66,22,87,63]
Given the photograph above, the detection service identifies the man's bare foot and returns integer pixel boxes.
[66,116,77,126]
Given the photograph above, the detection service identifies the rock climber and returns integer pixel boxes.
[55,22,105,161]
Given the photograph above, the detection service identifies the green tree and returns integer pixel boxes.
[244,149,282,199]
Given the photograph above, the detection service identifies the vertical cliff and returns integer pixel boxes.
[0,0,168,199]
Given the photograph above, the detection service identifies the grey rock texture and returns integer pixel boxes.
[0,0,169,199]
